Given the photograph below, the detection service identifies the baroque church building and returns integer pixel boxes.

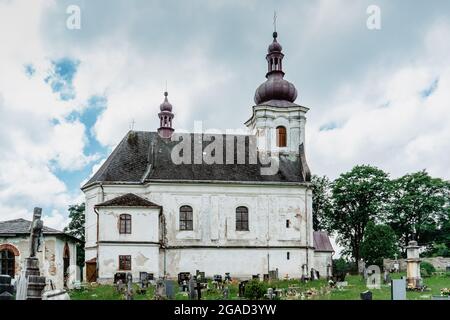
[81,31,333,283]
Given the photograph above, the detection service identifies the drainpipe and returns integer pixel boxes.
[94,206,100,281]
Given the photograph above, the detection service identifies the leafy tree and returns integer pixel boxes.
[64,203,85,267]
[387,171,450,250]
[330,165,390,262]
[311,175,333,231]
[360,222,398,266]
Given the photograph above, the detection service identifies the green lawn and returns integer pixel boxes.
[69,273,450,300]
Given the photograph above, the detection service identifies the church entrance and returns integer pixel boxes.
[86,258,97,283]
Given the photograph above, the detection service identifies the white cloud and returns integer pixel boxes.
[308,20,450,180]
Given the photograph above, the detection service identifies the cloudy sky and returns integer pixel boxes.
[1,0,450,230]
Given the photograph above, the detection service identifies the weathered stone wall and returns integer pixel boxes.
[84,181,315,280]
[384,257,450,271]
[313,251,333,277]
[0,236,78,289]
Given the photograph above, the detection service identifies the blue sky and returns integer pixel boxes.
[1,0,450,229]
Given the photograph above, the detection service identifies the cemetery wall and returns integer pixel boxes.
[383,257,450,271]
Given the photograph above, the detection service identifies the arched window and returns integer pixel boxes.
[119,214,132,234]
[0,249,15,277]
[236,206,249,231]
[276,126,287,147]
[179,206,193,231]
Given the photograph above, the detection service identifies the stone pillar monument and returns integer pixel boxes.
[406,240,421,289]
[24,208,47,300]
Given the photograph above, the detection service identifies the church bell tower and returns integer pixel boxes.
[245,31,309,154]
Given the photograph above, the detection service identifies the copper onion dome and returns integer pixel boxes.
[160,91,173,111]
[254,32,298,105]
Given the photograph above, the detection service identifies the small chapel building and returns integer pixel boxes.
[82,31,334,283]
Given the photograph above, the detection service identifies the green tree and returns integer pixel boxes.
[330,165,390,262]
[64,203,85,267]
[360,222,398,266]
[387,171,450,250]
[311,175,333,231]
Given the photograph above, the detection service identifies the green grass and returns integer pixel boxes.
[69,273,450,300]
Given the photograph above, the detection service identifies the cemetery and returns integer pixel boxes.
[65,270,450,301]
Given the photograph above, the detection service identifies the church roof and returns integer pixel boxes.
[95,193,161,208]
[313,231,334,252]
[82,131,310,190]
[0,218,81,242]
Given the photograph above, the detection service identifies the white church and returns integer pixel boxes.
[81,31,334,283]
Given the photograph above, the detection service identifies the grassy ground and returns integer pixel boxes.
[69,273,450,300]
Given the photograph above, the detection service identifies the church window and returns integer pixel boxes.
[119,214,132,234]
[276,126,287,147]
[0,249,15,277]
[179,206,193,231]
[286,219,290,228]
[236,206,249,231]
[287,252,290,260]
[119,255,131,270]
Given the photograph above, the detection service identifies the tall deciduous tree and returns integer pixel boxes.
[64,203,85,267]
[360,222,398,266]
[311,175,333,231]
[330,165,390,262]
[388,171,450,250]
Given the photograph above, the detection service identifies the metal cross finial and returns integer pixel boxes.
[273,11,277,32]
[130,119,135,130]
[165,80,168,93]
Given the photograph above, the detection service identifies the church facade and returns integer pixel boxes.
[82,31,333,283]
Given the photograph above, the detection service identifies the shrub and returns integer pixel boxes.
[420,262,436,277]
[244,280,268,300]
[333,258,350,281]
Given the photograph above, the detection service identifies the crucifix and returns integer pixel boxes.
[130,119,135,130]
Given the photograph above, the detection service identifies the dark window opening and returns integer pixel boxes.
[286,220,290,228]
[236,206,249,231]
[0,250,15,277]
[287,252,290,260]
[119,255,131,270]
[119,214,132,234]
[180,206,193,231]
[276,126,287,147]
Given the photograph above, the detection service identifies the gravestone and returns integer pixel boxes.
[238,280,248,297]
[360,290,372,300]
[224,273,232,282]
[178,272,190,285]
[223,287,229,299]
[265,288,275,300]
[391,278,406,300]
[188,277,197,300]
[154,278,166,300]
[269,269,278,280]
[114,272,127,284]
[252,274,260,280]
[165,280,176,300]
[263,274,270,282]
[42,289,70,300]
[125,273,133,300]
[0,275,14,300]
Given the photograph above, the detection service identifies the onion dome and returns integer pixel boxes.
[254,32,298,106]
[157,91,174,138]
[160,91,173,112]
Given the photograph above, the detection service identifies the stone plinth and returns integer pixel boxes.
[24,257,46,300]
